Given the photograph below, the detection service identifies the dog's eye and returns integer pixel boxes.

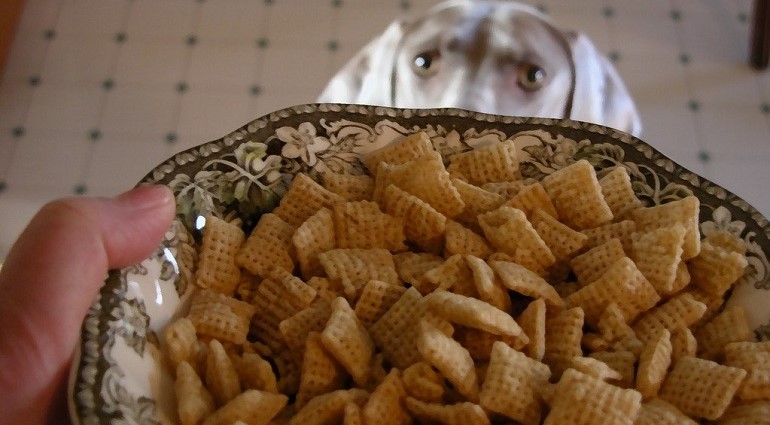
[517,64,546,91]
[412,50,441,77]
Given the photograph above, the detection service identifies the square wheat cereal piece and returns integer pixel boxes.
[296,331,348,408]
[382,183,447,254]
[598,166,643,219]
[279,299,332,352]
[659,356,747,420]
[544,368,642,425]
[542,159,614,230]
[479,341,551,425]
[571,238,626,286]
[530,208,587,262]
[505,182,559,220]
[364,131,436,174]
[669,326,697,363]
[454,326,527,361]
[636,328,672,400]
[490,260,564,310]
[318,248,399,302]
[630,195,700,260]
[465,255,511,312]
[362,369,411,425]
[354,279,408,328]
[596,303,634,343]
[631,224,687,295]
[581,219,637,252]
[402,362,446,403]
[425,290,523,337]
[320,297,375,387]
[418,318,479,402]
[273,173,346,227]
[724,341,770,401]
[422,253,478,297]
[582,332,611,353]
[479,206,556,273]
[201,389,288,425]
[684,286,726,325]
[387,151,466,218]
[633,293,707,346]
[195,215,245,294]
[204,339,241,407]
[176,361,215,425]
[293,208,336,279]
[332,200,407,252]
[516,298,547,361]
[237,213,296,278]
[543,307,585,379]
[288,389,370,425]
[393,252,444,291]
[306,276,342,302]
[264,266,317,313]
[323,172,374,201]
[569,356,622,382]
[188,289,255,345]
[369,287,453,369]
[481,180,528,199]
[451,177,506,229]
[237,352,278,394]
[716,401,770,425]
[704,229,748,255]
[273,346,303,395]
[689,241,748,297]
[635,398,699,425]
[695,305,751,361]
[565,257,660,327]
[343,402,363,425]
[406,398,491,425]
[448,139,520,185]
[588,350,636,389]
[445,221,494,260]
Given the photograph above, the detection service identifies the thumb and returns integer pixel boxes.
[0,185,176,424]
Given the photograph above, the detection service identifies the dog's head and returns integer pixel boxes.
[318,0,642,135]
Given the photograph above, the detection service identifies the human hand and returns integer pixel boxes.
[0,185,176,424]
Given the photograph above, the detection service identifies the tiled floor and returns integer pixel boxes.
[1,0,769,259]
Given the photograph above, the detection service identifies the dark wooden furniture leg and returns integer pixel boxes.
[751,0,769,70]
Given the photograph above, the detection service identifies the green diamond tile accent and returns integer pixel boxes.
[608,51,621,62]
[43,29,56,40]
[257,37,269,48]
[0,181,6,193]
[688,99,700,112]
[761,103,770,114]
[264,0,273,5]
[102,79,114,90]
[400,0,411,10]
[12,126,25,138]
[332,0,343,7]
[250,84,262,96]
[74,183,87,195]
[176,81,188,93]
[186,34,198,46]
[166,132,178,144]
[671,10,682,21]
[28,76,41,87]
[738,12,748,23]
[679,53,690,64]
[603,6,615,18]
[89,129,102,141]
[115,32,127,43]
[698,150,711,163]
[536,4,547,14]
[327,40,339,51]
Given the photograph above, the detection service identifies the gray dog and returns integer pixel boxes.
[319,0,642,136]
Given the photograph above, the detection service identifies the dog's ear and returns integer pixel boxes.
[566,31,642,136]
[317,19,407,105]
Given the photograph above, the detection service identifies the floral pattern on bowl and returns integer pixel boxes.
[68,103,770,425]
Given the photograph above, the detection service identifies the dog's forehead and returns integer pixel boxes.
[403,1,567,57]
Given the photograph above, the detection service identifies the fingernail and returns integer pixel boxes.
[115,185,174,211]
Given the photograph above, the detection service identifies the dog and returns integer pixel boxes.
[318,0,642,136]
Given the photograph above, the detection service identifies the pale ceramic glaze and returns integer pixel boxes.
[68,104,770,424]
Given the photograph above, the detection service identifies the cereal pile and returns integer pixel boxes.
[163,132,769,425]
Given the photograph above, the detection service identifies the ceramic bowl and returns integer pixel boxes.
[68,103,770,424]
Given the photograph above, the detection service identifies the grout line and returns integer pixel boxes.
[73,0,135,195]
[0,0,67,195]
